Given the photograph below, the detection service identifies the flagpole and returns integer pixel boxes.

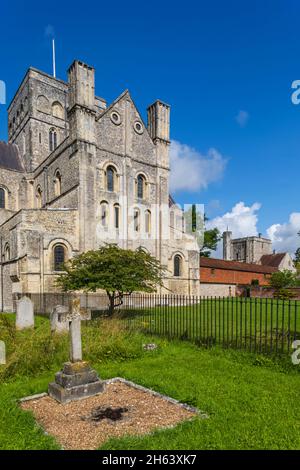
[52,39,56,78]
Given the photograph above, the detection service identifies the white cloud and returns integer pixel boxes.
[206,202,261,257]
[235,110,249,127]
[44,24,55,38]
[267,213,300,255]
[169,140,227,193]
[207,201,261,237]
[205,202,300,258]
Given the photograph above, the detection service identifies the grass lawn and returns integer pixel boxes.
[120,297,300,354]
[0,314,299,450]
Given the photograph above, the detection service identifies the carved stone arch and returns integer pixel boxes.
[135,171,149,200]
[52,101,64,119]
[53,168,62,197]
[3,242,10,262]
[37,95,50,114]
[103,162,120,192]
[172,252,184,277]
[47,239,73,273]
[0,185,10,209]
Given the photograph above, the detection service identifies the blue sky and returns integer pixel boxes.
[0,0,299,254]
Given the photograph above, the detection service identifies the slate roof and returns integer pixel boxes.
[0,142,25,172]
[200,257,277,274]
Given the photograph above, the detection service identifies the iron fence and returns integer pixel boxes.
[24,293,300,356]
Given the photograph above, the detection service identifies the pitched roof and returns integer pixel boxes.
[0,142,25,172]
[260,253,286,268]
[169,194,176,207]
[200,257,277,274]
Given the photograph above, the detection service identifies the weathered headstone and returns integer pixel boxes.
[48,297,103,403]
[50,305,70,333]
[16,296,34,330]
[0,340,6,365]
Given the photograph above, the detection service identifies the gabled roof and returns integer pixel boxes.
[260,253,287,268]
[0,142,25,172]
[200,257,277,274]
[169,194,176,207]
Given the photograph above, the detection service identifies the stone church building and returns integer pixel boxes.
[0,60,200,311]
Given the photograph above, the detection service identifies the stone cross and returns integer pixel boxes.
[65,297,91,363]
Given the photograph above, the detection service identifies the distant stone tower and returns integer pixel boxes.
[223,231,232,260]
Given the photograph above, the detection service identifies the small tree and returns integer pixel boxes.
[57,245,165,315]
[269,269,300,299]
[184,207,221,257]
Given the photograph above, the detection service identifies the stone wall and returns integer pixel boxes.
[199,283,236,297]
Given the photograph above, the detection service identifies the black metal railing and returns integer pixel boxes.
[24,293,300,356]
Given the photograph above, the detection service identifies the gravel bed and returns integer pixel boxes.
[21,380,198,450]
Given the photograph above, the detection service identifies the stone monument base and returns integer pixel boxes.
[48,361,104,404]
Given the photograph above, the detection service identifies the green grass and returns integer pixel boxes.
[120,297,300,354]
[0,313,299,450]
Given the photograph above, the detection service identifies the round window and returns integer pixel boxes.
[110,111,121,125]
[134,121,143,134]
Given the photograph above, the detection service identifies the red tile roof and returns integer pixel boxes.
[260,253,286,268]
[200,257,277,274]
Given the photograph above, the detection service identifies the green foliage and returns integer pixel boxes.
[273,289,296,300]
[201,227,221,258]
[251,279,260,286]
[57,244,165,314]
[269,269,299,290]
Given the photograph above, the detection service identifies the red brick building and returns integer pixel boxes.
[200,257,277,297]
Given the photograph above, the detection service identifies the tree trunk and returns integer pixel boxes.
[108,295,115,316]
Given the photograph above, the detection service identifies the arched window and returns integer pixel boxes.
[114,204,120,229]
[54,245,65,271]
[174,254,182,277]
[145,210,151,233]
[100,201,108,227]
[134,209,140,232]
[4,244,10,262]
[137,174,146,199]
[36,186,42,209]
[106,165,117,192]
[52,101,64,119]
[54,170,62,197]
[0,188,5,209]
[49,128,57,152]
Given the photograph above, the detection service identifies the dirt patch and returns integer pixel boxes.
[21,380,198,450]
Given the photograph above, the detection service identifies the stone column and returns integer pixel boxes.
[70,316,82,362]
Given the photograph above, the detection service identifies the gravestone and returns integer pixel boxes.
[0,340,6,365]
[16,296,34,330]
[48,297,103,403]
[50,305,70,333]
